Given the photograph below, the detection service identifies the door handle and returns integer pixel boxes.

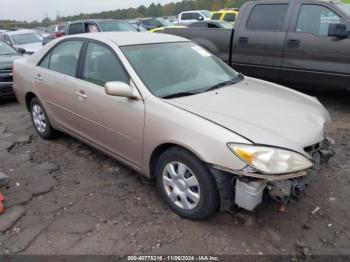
[238,37,248,44]
[287,39,300,48]
[76,90,87,99]
[35,74,43,81]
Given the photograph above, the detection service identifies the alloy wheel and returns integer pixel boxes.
[32,104,47,134]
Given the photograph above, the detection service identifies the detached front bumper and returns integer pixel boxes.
[211,138,335,211]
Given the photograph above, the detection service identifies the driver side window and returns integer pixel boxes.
[296,5,341,37]
[82,42,129,87]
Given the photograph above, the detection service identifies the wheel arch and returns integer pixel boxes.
[148,142,206,180]
[25,92,37,111]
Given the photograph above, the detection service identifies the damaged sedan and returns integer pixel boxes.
[13,32,334,220]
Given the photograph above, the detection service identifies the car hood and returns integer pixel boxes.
[166,77,330,155]
[13,42,42,54]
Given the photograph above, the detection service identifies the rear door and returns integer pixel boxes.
[232,2,293,82]
[280,2,350,90]
[34,39,84,133]
[75,41,144,168]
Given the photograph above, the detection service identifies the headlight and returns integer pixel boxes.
[228,143,313,175]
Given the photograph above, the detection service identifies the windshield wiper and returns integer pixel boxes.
[161,91,199,99]
[203,74,244,93]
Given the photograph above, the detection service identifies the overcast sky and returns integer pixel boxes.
[0,0,179,21]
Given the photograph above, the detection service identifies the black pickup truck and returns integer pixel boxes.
[164,0,350,90]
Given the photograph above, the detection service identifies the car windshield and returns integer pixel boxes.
[157,18,173,26]
[11,33,41,44]
[0,41,17,55]
[122,42,242,98]
[335,3,350,16]
[98,22,137,32]
[201,10,212,18]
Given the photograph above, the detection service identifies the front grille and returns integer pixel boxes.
[0,67,13,83]
[0,68,12,74]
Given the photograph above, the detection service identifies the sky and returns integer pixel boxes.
[0,0,179,21]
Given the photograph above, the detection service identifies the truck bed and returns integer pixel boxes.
[164,27,234,63]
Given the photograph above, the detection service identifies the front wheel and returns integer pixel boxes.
[155,147,219,220]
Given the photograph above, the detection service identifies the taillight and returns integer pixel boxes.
[55,31,65,37]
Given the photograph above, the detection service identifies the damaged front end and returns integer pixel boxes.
[267,138,334,204]
[211,138,335,212]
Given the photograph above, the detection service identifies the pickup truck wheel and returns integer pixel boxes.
[30,98,56,139]
[156,147,219,220]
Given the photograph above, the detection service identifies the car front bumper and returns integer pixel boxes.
[210,138,335,211]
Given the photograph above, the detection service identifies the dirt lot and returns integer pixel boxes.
[0,91,349,256]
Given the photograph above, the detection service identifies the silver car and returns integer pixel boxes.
[13,32,334,220]
[0,29,43,55]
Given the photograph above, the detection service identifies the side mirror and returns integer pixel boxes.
[328,23,349,38]
[105,81,140,99]
[17,48,26,54]
[197,16,204,21]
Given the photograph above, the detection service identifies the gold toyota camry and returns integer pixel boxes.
[13,32,334,220]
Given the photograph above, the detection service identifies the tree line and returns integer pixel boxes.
[0,0,249,30]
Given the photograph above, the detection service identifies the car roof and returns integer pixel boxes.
[66,32,190,46]
[70,19,128,24]
[180,10,208,13]
[6,29,37,35]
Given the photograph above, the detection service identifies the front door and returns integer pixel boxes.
[281,3,350,90]
[75,41,144,169]
[34,40,84,134]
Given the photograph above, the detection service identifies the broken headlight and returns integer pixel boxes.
[228,143,313,175]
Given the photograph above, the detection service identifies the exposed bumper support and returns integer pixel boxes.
[211,138,335,211]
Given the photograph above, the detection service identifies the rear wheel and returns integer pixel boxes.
[155,147,219,220]
[30,97,56,139]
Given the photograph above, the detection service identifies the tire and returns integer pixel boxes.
[155,147,219,220]
[30,97,56,139]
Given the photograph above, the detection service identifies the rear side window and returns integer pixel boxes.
[247,4,288,31]
[69,23,85,34]
[82,42,129,87]
[211,13,222,20]
[39,54,50,68]
[223,13,236,22]
[42,41,83,77]
[193,13,201,20]
[181,13,193,20]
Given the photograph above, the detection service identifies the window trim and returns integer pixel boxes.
[294,3,342,37]
[77,39,131,88]
[37,38,85,78]
[245,3,290,32]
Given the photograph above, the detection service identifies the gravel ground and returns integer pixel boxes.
[0,90,349,256]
